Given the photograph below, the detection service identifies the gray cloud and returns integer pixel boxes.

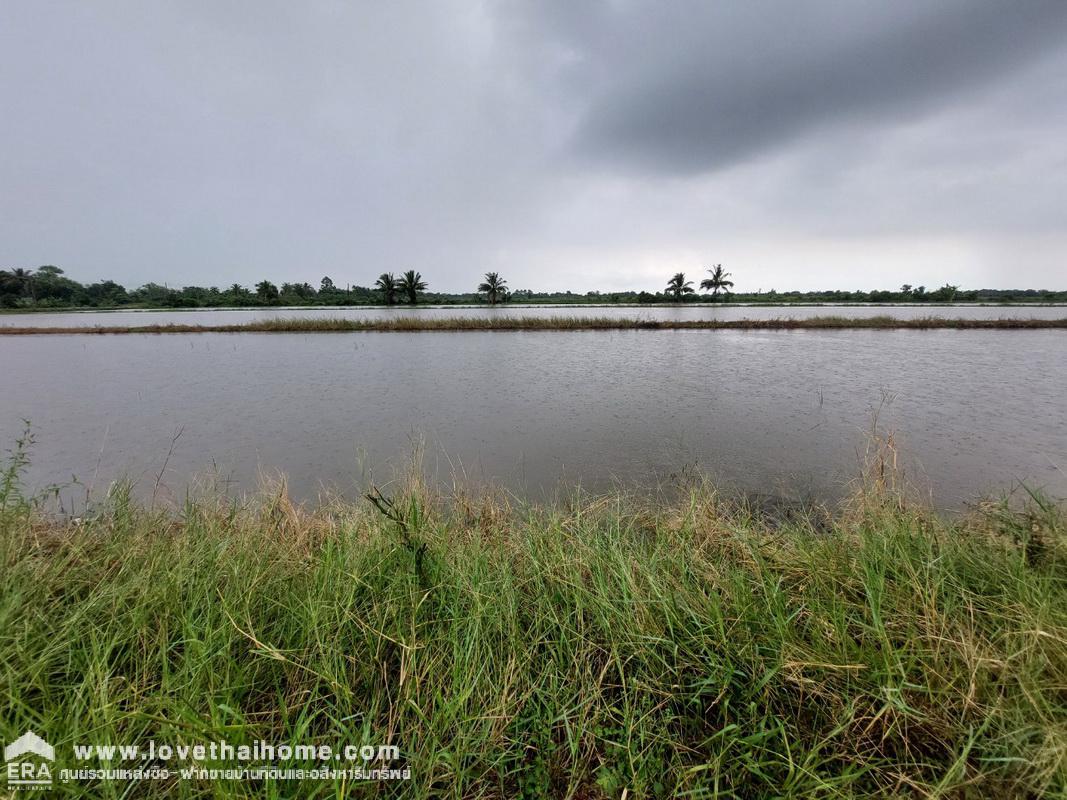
[1,1,1065,292]
[567,1,1067,173]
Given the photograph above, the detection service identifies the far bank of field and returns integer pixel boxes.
[2,314,1067,334]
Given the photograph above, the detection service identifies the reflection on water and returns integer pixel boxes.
[0,329,1064,508]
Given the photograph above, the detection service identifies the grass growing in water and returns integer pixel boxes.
[1,452,1065,797]
[0,314,1066,334]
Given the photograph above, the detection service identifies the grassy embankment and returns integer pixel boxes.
[1,438,1065,798]
[1,315,1067,334]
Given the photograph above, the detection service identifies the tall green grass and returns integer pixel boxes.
[1,450,1065,797]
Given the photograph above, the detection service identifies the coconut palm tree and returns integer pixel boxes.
[665,272,694,301]
[700,264,734,301]
[11,267,35,301]
[255,280,279,302]
[398,270,427,304]
[375,273,399,305]
[477,272,508,304]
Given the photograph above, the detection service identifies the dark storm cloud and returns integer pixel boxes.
[566,1,1067,173]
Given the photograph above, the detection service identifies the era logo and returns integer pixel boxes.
[4,731,55,789]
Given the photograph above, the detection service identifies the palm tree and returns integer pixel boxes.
[665,272,694,301]
[255,280,279,302]
[700,264,734,301]
[375,273,399,305]
[11,267,35,301]
[398,270,427,304]
[477,272,508,304]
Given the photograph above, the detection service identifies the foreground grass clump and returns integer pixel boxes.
[1,314,1067,334]
[1,471,1065,798]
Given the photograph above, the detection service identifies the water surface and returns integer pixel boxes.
[1,329,1063,509]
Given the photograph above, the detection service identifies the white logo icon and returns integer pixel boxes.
[4,731,54,788]
[5,731,54,762]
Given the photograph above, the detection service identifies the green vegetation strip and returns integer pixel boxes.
[2,314,1067,334]
[2,447,1066,796]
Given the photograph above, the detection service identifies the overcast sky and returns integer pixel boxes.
[3,1,1066,292]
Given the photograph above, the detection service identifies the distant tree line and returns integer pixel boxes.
[1,264,1064,310]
